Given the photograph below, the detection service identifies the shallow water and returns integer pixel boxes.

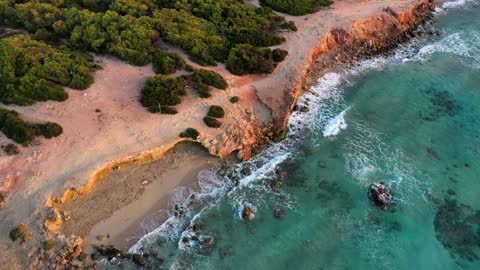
[103,2,480,269]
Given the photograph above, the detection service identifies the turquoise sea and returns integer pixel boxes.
[104,1,480,269]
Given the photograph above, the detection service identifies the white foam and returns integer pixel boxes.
[442,0,476,9]
[323,107,350,137]
[416,32,480,68]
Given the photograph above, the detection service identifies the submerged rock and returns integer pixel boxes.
[369,182,393,210]
[132,254,146,266]
[274,207,285,219]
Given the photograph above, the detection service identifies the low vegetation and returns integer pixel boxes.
[152,51,186,75]
[230,96,240,103]
[42,239,55,251]
[139,76,187,113]
[0,0,293,72]
[227,45,289,75]
[260,0,334,16]
[207,106,225,118]
[9,224,29,242]
[0,108,63,145]
[0,192,4,205]
[191,69,227,98]
[179,128,200,140]
[0,35,95,105]
[203,116,222,128]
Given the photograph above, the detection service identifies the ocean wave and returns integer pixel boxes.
[415,32,480,68]
[323,107,351,137]
[442,0,478,9]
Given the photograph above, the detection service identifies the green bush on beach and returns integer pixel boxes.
[226,44,288,75]
[260,0,334,16]
[230,96,240,103]
[191,69,227,98]
[152,51,186,75]
[140,76,187,112]
[207,106,225,118]
[203,116,222,128]
[42,239,55,250]
[179,128,200,140]
[9,224,29,242]
[0,108,63,145]
[0,35,95,105]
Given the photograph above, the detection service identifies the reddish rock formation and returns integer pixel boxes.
[273,0,435,134]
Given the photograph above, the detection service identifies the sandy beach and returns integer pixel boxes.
[0,0,432,268]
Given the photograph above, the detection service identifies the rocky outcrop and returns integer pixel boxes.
[274,0,436,134]
[30,236,83,269]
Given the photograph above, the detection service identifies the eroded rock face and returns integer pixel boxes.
[273,0,436,135]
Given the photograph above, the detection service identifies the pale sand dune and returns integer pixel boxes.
[0,0,423,266]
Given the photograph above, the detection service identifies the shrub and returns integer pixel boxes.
[230,96,240,103]
[260,0,334,16]
[272,48,289,62]
[160,106,178,115]
[0,108,63,145]
[226,44,288,75]
[42,239,55,250]
[140,76,187,112]
[4,144,20,155]
[152,51,186,75]
[179,128,200,140]
[185,65,194,72]
[190,69,227,98]
[192,70,228,90]
[203,116,222,128]
[35,123,63,139]
[0,192,4,205]
[280,21,297,31]
[0,35,95,105]
[207,106,225,118]
[9,224,29,242]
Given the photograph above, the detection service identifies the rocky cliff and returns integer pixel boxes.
[273,0,436,134]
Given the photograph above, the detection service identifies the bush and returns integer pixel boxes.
[190,69,227,98]
[226,44,288,75]
[0,192,4,205]
[280,21,297,31]
[0,108,63,145]
[272,48,289,62]
[207,106,225,118]
[203,116,222,128]
[192,70,228,90]
[230,96,240,103]
[152,51,186,75]
[0,35,95,105]
[42,239,55,250]
[260,0,334,16]
[179,128,200,140]
[35,123,63,139]
[140,76,187,112]
[160,106,178,115]
[4,144,20,155]
[9,224,29,242]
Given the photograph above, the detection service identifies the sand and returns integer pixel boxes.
[56,142,221,254]
[0,0,426,267]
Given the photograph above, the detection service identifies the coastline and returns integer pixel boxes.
[0,0,440,268]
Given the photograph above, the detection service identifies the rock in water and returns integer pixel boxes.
[369,182,393,210]
[242,207,255,221]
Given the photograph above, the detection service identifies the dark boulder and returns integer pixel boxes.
[369,182,393,210]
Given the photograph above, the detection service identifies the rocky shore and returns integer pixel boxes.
[0,0,439,269]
